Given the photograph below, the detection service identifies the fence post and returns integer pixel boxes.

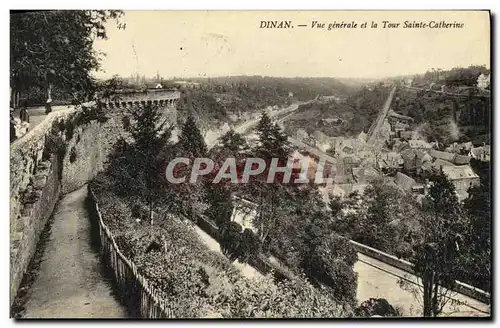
[87,186,175,319]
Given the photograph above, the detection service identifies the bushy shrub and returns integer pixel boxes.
[69,147,77,163]
[93,177,351,318]
[355,298,401,317]
[219,221,243,261]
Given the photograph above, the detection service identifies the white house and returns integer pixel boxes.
[477,73,490,89]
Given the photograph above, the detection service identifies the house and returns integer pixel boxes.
[380,152,404,169]
[388,110,414,124]
[432,158,455,170]
[296,129,309,141]
[393,122,409,135]
[446,142,474,154]
[428,149,456,162]
[399,131,414,140]
[411,183,427,194]
[477,73,490,89]
[453,154,472,165]
[358,131,368,142]
[429,149,471,165]
[441,165,480,199]
[335,156,360,181]
[469,145,490,162]
[352,167,380,184]
[338,183,369,196]
[231,196,258,232]
[290,151,332,183]
[395,172,416,190]
[409,139,433,150]
[401,149,432,174]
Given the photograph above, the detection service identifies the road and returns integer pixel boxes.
[233,102,303,135]
[22,186,127,318]
[355,253,490,317]
[367,86,397,146]
[205,101,304,149]
[272,100,490,316]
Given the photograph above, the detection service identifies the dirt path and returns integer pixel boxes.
[22,186,127,318]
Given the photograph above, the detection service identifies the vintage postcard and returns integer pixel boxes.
[10,10,491,319]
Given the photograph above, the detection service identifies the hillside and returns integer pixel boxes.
[283,84,391,138]
[173,76,354,131]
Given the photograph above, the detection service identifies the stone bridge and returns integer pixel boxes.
[100,89,181,109]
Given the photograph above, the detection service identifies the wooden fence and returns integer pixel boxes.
[87,185,175,318]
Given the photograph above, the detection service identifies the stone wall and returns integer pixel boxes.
[349,239,490,304]
[10,103,177,306]
[10,109,74,233]
[10,155,60,302]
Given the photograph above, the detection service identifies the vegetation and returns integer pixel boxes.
[201,113,359,306]
[88,99,357,317]
[331,179,421,259]
[177,115,208,158]
[330,169,490,315]
[283,84,390,138]
[393,65,490,145]
[460,159,491,292]
[92,170,352,318]
[105,105,205,223]
[173,76,352,131]
[355,298,401,317]
[10,10,124,107]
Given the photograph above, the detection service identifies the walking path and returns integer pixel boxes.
[12,105,74,132]
[22,186,127,318]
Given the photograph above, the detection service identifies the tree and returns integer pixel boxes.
[254,112,291,159]
[237,229,261,263]
[401,170,466,317]
[10,10,124,107]
[178,115,207,157]
[204,129,247,230]
[245,112,295,246]
[461,161,491,291]
[300,214,358,306]
[219,221,243,261]
[205,184,233,228]
[355,298,401,317]
[107,104,173,224]
[220,129,248,153]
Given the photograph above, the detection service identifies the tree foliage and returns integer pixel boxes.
[355,298,401,317]
[10,10,124,104]
[404,170,467,317]
[178,115,208,157]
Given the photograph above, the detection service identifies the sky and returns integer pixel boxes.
[93,10,490,80]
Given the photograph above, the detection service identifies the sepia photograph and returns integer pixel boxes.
[9,9,491,319]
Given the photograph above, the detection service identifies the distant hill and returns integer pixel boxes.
[171,76,355,131]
